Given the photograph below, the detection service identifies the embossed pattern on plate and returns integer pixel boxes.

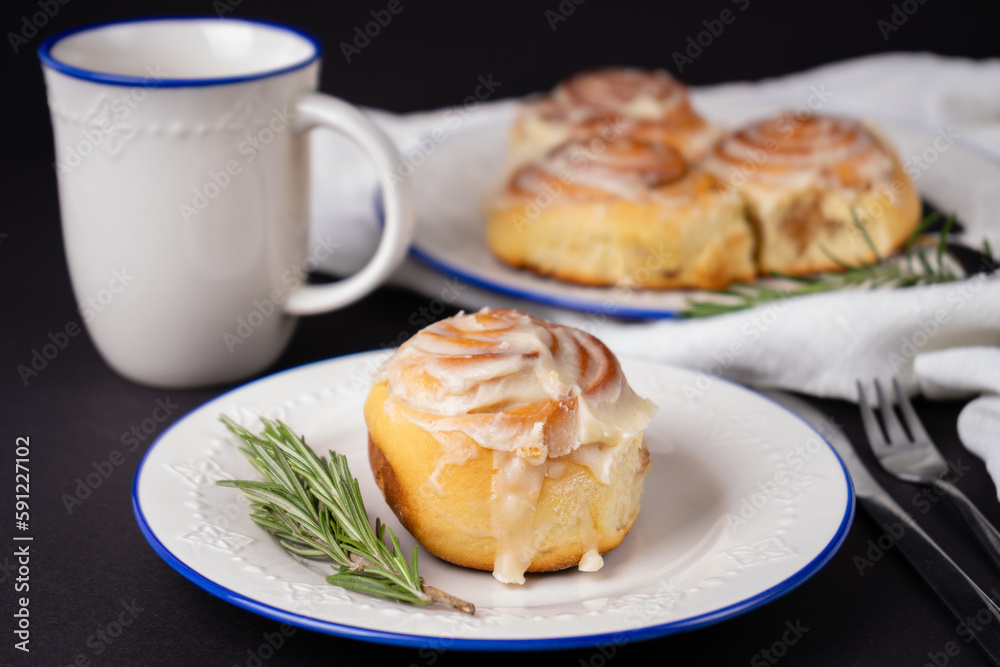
[133,351,853,650]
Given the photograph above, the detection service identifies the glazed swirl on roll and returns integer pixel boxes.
[508,135,689,202]
[538,67,696,124]
[509,67,721,170]
[377,308,657,462]
[703,113,896,192]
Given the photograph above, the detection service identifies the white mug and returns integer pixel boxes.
[39,17,413,388]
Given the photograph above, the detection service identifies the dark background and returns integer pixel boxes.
[3,0,1000,665]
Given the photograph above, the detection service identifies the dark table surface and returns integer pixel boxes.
[3,1,1000,665]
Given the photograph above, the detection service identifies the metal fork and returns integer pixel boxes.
[858,377,1000,573]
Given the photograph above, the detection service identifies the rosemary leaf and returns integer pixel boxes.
[681,210,989,318]
[915,246,935,276]
[851,209,882,261]
[819,244,860,271]
[936,214,956,278]
[217,415,475,614]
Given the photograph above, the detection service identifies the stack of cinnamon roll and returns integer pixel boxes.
[487,68,921,289]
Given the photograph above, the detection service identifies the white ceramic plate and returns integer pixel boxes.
[133,350,853,650]
[409,115,1000,318]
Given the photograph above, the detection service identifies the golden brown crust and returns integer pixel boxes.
[487,160,757,290]
[364,380,650,574]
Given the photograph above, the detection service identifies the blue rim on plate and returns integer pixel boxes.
[38,16,322,88]
[131,352,855,651]
[409,246,686,321]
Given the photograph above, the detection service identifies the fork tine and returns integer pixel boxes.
[892,377,933,443]
[874,379,911,443]
[857,380,892,455]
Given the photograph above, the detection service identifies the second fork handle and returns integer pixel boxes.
[936,478,1000,574]
[863,493,1000,665]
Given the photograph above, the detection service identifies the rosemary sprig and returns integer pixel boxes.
[681,211,990,318]
[216,415,475,614]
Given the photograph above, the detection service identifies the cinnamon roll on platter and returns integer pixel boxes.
[702,113,921,276]
[488,134,756,290]
[364,309,657,585]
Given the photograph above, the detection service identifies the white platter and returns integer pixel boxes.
[133,350,853,650]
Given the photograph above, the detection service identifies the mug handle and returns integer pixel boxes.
[283,93,414,315]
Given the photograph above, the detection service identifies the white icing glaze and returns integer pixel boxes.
[570,442,621,485]
[576,491,604,573]
[378,309,657,460]
[578,549,605,572]
[548,68,688,122]
[490,450,546,584]
[509,68,717,172]
[702,114,897,202]
[508,137,689,204]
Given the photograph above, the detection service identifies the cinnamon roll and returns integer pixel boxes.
[509,67,721,170]
[364,309,657,585]
[703,113,921,276]
[487,134,757,289]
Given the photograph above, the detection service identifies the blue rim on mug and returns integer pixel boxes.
[37,16,323,88]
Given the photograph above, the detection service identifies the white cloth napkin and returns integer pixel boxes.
[310,52,1000,402]
[581,276,1000,399]
[915,347,1000,498]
